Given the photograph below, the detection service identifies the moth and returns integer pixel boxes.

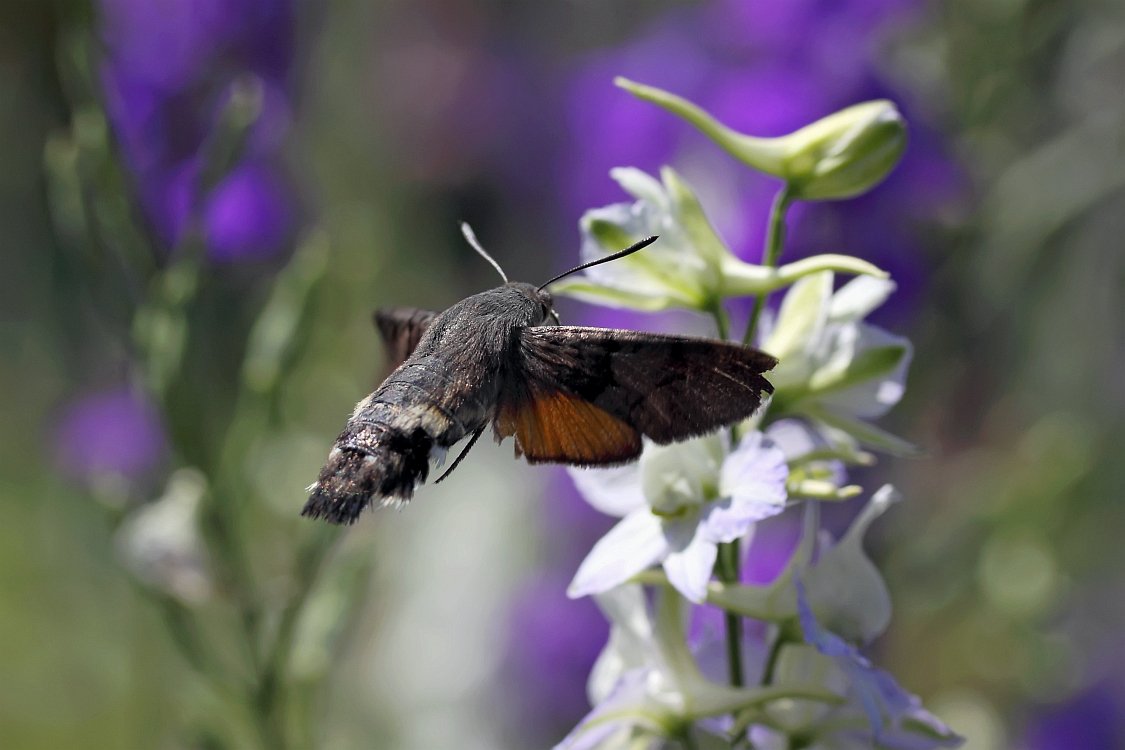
[303,225,778,524]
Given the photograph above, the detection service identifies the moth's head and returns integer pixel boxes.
[508,282,559,325]
[456,222,654,327]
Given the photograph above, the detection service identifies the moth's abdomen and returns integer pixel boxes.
[302,422,434,524]
[302,373,475,524]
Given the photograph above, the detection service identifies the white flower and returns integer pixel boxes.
[568,432,788,603]
[764,272,914,455]
[553,168,888,313]
[116,468,212,604]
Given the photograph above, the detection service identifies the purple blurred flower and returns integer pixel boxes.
[53,386,166,480]
[561,0,963,323]
[505,574,609,739]
[204,162,293,261]
[98,0,296,262]
[1024,686,1125,750]
[502,472,617,744]
[742,511,803,585]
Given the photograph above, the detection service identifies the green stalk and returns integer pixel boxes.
[716,540,744,687]
[760,630,787,686]
[741,185,793,347]
[707,306,745,690]
[712,186,795,695]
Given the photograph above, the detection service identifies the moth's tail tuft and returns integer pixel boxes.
[302,428,434,524]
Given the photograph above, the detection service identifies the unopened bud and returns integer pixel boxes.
[781,100,906,200]
[616,78,906,201]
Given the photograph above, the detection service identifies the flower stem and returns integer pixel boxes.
[716,539,744,687]
[259,525,340,748]
[710,300,746,690]
[760,629,787,686]
[741,185,793,347]
[708,300,730,340]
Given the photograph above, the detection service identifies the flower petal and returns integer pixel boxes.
[828,275,896,324]
[569,510,670,598]
[556,669,666,750]
[805,485,898,643]
[641,435,724,516]
[611,166,669,209]
[568,463,647,517]
[796,579,963,749]
[819,325,912,419]
[763,271,833,383]
[588,585,654,704]
[712,433,789,540]
[662,527,718,603]
[764,418,828,460]
[548,279,681,311]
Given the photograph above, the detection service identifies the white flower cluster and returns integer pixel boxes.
[552,81,961,750]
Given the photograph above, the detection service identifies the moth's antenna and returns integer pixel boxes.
[538,235,659,291]
[460,222,508,283]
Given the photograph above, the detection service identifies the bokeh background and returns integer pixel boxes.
[2,0,1123,748]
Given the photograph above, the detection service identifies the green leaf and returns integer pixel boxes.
[242,231,331,394]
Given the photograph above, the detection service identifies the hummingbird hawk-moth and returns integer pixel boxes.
[302,226,778,524]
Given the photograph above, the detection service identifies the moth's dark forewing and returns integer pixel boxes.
[373,307,437,373]
[498,326,777,461]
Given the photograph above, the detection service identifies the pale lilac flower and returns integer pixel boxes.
[796,580,963,749]
[568,432,788,603]
[557,586,691,750]
[765,417,864,504]
[724,486,962,748]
